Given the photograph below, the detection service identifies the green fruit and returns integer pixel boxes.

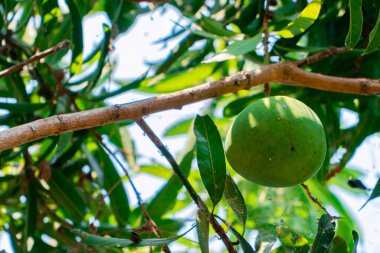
[225,96,326,187]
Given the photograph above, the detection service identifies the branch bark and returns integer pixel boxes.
[1,61,380,151]
[137,118,237,253]
[0,40,71,79]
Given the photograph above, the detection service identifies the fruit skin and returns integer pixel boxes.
[225,96,326,187]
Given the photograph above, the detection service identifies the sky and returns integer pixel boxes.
[1,2,380,252]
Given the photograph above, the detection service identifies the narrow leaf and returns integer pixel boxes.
[54,132,73,159]
[73,225,195,247]
[194,115,226,207]
[87,24,111,90]
[97,144,130,225]
[0,102,46,113]
[139,63,218,93]
[48,170,86,223]
[352,231,359,253]
[0,178,20,203]
[224,175,247,230]
[147,150,194,219]
[164,118,193,137]
[139,165,172,179]
[327,237,349,253]
[327,218,354,253]
[200,16,236,37]
[345,0,363,48]
[360,176,380,209]
[364,10,380,54]
[276,0,322,38]
[155,34,198,75]
[311,214,336,253]
[196,209,209,253]
[219,217,254,253]
[66,0,83,74]
[204,34,262,63]
[119,127,138,170]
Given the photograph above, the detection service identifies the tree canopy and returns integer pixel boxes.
[0,0,380,252]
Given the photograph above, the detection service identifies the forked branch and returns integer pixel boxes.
[0,61,380,152]
[137,118,237,253]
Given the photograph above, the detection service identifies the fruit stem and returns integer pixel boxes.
[301,183,331,217]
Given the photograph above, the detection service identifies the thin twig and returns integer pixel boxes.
[263,0,271,97]
[296,47,349,67]
[0,40,71,79]
[91,129,171,253]
[71,98,169,252]
[136,118,203,208]
[136,118,237,253]
[301,183,331,217]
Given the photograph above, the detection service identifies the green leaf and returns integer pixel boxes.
[345,0,363,48]
[311,214,336,253]
[0,177,20,203]
[97,144,130,225]
[360,176,380,209]
[0,102,46,113]
[195,208,209,253]
[276,0,322,39]
[327,218,355,253]
[204,34,262,63]
[0,175,17,183]
[219,217,254,253]
[147,150,194,219]
[14,1,33,33]
[53,132,73,159]
[87,24,111,91]
[224,175,247,230]
[155,34,198,75]
[200,16,237,37]
[139,165,172,179]
[364,9,380,54]
[139,63,218,93]
[352,230,359,253]
[327,237,348,253]
[66,0,83,74]
[194,115,226,207]
[223,93,264,117]
[308,181,355,225]
[163,118,193,137]
[48,169,86,223]
[87,73,144,101]
[73,225,195,247]
[4,75,29,103]
[105,1,140,34]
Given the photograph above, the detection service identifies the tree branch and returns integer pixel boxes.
[295,47,349,67]
[92,130,170,253]
[1,62,380,151]
[0,40,71,79]
[263,0,271,97]
[136,118,237,253]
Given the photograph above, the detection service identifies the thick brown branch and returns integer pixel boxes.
[0,40,71,79]
[277,63,380,94]
[1,62,380,151]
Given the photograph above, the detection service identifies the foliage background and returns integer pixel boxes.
[0,0,380,252]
